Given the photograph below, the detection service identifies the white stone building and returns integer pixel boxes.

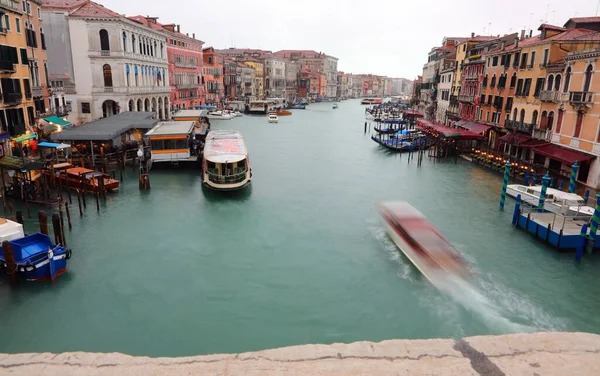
[436,59,455,124]
[284,60,298,102]
[325,56,338,98]
[42,0,171,123]
[262,55,285,98]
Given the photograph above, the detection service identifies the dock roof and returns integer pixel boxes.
[172,110,208,119]
[146,121,195,137]
[51,112,158,141]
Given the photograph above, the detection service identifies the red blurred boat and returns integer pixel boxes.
[55,167,119,192]
[379,202,470,282]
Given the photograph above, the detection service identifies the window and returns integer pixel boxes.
[23,78,31,98]
[584,65,593,92]
[529,51,535,68]
[99,29,110,51]
[122,32,127,52]
[26,2,31,15]
[40,27,45,50]
[516,79,524,95]
[563,67,571,93]
[556,109,564,134]
[103,64,113,87]
[4,15,9,31]
[554,75,561,91]
[81,102,91,113]
[37,7,41,19]
[531,110,538,125]
[27,106,34,126]
[19,48,27,65]
[546,75,554,91]
[523,78,532,96]
[534,78,544,97]
[542,49,549,66]
[15,18,20,33]
[513,52,520,67]
[492,56,498,66]
[510,73,516,88]
[574,111,583,138]
[490,75,496,88]
[520,53,527,69]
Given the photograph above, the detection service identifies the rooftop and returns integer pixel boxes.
[68,1,121,18]
[51,112,158,141]
[145,121,195,137]
[565,16,600,25]
[40,0,88,9]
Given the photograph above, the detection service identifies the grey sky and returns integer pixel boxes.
[99,0,596,78]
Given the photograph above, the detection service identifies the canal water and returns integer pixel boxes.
[1,100,600,357]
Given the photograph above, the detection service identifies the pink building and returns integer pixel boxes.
[129,16,204,111]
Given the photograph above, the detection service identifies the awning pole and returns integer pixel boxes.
[90,141,95,167]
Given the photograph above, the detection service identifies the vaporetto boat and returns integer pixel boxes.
[202,130,251,191]
[506,184,594,217]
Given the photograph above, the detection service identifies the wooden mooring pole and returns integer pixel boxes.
[38,210,48,235]
[9,202,14,221]
[51,214,64,246]
[65,202,72,230]
[2,240,17,284]
[15,210,23,226]
[58,199,66,247]
[76,189,83,216]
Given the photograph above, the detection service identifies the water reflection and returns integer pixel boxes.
[202,185,253,203]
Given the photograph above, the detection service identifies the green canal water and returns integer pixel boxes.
[1,100,600,357]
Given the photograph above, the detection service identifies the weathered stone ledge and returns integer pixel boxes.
[1,332,599,375]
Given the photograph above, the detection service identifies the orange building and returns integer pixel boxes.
[202,47,223,104]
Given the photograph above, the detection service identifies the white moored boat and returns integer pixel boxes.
[379,202,470,284]
[202,131,251,191]
[206,111,234,120]
[268,113,278,123]
[506,184,594,217]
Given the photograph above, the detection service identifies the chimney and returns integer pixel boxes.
[529,30,532,38]
[186,33,189,37]
[514,39,518,48]
[471,32,475,37]
[520,29,525,40]
[177,24,180,32]
[193,33,195,39]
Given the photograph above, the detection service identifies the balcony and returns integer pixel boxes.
[0,60,15,73]
[52,104,72,116]
[569,91,593,105]
[101,50,110,56]
[539,63,547,69]
[32,86,43,97]
[532,128,551,141]
[174,61,197,68]
[65,85,76,94]
[3,92,23,105]
[176,83,200,89]
[504,119,534,134]
[0,26,7,35]
[0,0,20,12]
[539,90,561,102]
[458,94,474,103]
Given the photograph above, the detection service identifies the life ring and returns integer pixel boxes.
[66,249,72,259]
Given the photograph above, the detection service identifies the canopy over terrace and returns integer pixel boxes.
[417,119,484,140]
[402,110,424,118]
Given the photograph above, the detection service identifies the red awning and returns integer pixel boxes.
[497,134,530,145]
[532,144,595,165]
[417,119,484,140]
[459,121,491,134]
[403,110,424,118]
[520,139,549,149]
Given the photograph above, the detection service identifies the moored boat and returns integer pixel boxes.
[0,221,71,282]
[379,202,470,283]
[202,131,251,191]
[361,98,383,105]
[56,167,120,192]
[268,113,279,123]
[506,184,594,217]
[291,104,306,109]
[333,103,338,109]
[276,110,292,116]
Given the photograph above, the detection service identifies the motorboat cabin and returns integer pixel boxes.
[145,121,201,165]
[203,131,251,191]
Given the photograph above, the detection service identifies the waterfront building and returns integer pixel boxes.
[351,74,363,98]
[261,54,285,98]
[437,54,455,124]
[239,63,255,98]
[274,50,337,98]
[242,58,264,99]
[41,0,171,123]
[283,60,298,102]
[202,47,223,104]
[48,74,74,118]
[223,58,241,100]
[128,17,204,112]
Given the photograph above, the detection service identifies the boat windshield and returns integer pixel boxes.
[410,229,449,254]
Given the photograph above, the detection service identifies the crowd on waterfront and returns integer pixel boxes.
[413,16,600,192]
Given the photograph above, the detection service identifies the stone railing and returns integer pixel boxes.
[569,91,593,105]
[458,94,474,103]
[539,90,562,102]
[532,128,551,141]
[505,119,534,134]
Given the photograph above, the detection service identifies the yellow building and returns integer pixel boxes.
[243,59,264,99]
[23,0,50,121]
[0,0,40,153]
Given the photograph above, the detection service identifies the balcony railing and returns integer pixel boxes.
[51,86,65,93]
[504,119,534,134]
[51,104,72,116]
[0,60,15,73]
[104,87,113,92]
[101,50,110,56]
[446,110,459,118]
[32,86,43,97]
[0,0,20,12]
[458,94,474,103]
[539,90,561,102]
[569,91,593,105]
[3,92,23,105]
[65,85,76,94]
[532,128,551,141]
[176,83,200,89]
[174,61,197,68]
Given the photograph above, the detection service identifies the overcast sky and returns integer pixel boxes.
[99,0,597,79]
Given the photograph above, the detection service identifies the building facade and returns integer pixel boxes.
[262,55,285,98]
[283,60,298,102]
[202,47,223,104]
[42,0,171,123]
[242,58,263,98]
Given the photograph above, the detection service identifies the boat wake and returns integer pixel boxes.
[370,223,567,334]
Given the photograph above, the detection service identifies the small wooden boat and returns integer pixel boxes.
[276,110,292,116]
[379,202,470,283]
[0,225,71,282]
[56,167,120,192]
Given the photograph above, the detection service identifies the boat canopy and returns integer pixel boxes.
[43,116,72,127]
[204,131,247,163]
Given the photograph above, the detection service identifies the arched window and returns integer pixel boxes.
[584,64,593,92]
[554,75,561,91]
[563,67,571,93]
[490,74,496,88]
[103,64,113,87]
[546,75,554,91]
[519,109,525,123]
[131,34,136,53]
[153,41,157,57]
[547,111,555,131]
[160,42,164,58]
[540,111,548,129]
[122,32,127,52]
[531,110,538,125]
[513,108,518,121]
[510,73,516,88]
[99,29,110,51]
